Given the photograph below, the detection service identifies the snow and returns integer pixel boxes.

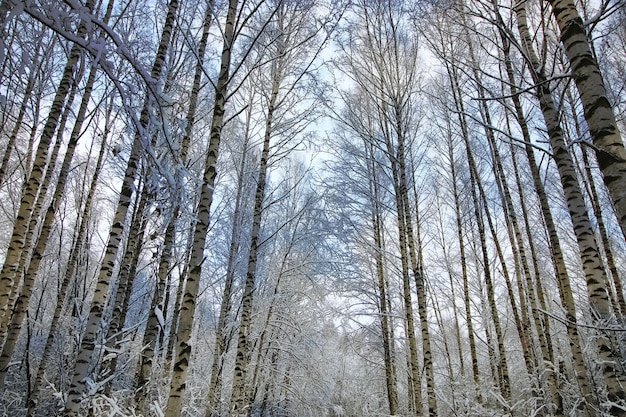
[154,306,165,329]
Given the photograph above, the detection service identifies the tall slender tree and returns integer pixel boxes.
[0,0,95,335]
[547,0,626,238]
[165,1,238,415]
[514,2,626,412]
[64,0,180,413]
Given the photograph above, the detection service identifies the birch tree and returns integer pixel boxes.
[165,0,239,414]
[547,0,626,238]
[228,1,332,413]
[512,2,626,413]
[0,0,95,338]
[63,0,180,413]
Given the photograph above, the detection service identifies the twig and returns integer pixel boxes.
[539,308,626,332]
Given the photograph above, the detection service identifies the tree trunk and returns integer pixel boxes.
[28,97,113,417]
[64,0,179,413]
[447,128,481,391]
[389,152,423,416]
[400,155,435,416]
[565,87,626,317]
[492,7,562,409]
[205,94,252,417]
[547,0,626,239]
[165,1,237,415]
[136,7,217,397]
[230,43,282,417]
[517,2,626,412]
[446,58,511,405]
[0,2,92,334]
[0,56,95,387]
[513,3,597,414]
[102,184,148,391]
[464,122,511,407]
[0,34,46,186]
[135,206,174,412]
[366,141,398,415]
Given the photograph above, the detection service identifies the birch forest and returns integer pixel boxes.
[1,0,626,416]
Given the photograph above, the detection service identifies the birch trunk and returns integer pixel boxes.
[446,128,480,390]
[165,1,237,415]
[494,14,562,410]
[517,2,626,411]
[462,9,544,396]
[0,70,78,355]
[205,99,252,416]
[0,35,45,186]
[135,206,174,412]
[397,138,435,416]
[367,141,398,415]
[135,3,214,400]
[434,198,465,380]
[445,58,511,404]
[387,149,423,415]
[465,125,511,407]
[102,186,148,390]
[0,3,93,333]
[565,87,626,316]
[514,3,597,413]
[580,146,626,316]
[230,45,282,417]
[64,0,179,413]
[28,98,113,417]
[547,0,626,238]
[0,57,96,387]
